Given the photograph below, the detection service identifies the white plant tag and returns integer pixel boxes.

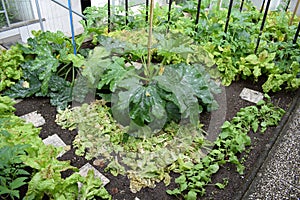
[79,163,110,186]
[20,111,45,127]
[239,88,264,104]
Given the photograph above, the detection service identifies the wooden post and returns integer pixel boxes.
[289,0,300,25]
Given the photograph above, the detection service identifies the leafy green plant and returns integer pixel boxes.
[23,144,110,200]
[56,100,210,192]
[79,5,109,45]
[191,2,300,92]
[238,50,276,80]
[167,96,285,199]
[0,96,111,200]
[4,31,85,110]
[261,41,300,92]
[0,143,30,200]
[80,45,219,136]
[0,95,16,115]
[0,46,24,92]
[78,170,112,200]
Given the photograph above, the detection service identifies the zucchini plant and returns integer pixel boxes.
[4,31,85,110]
[79,38,218,137]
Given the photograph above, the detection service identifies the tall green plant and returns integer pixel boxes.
[4,31,85,110]
[78,0,219,137]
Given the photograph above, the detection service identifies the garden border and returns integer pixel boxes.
[233,89,300,200]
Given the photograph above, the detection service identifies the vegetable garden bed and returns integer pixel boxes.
[1,0,300,199]
[12,78,298,200]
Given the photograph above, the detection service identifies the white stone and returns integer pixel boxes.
[239,88,264,104]
[79,163,110,186]
[125,62,143,70]
[42,134,68,157]
[13,99,23,104]
[20,111,45,127]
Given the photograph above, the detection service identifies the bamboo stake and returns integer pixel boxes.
[217,0,222,10]
[146,0,154,71]
[108,0,111,33]
[289,0,300,25]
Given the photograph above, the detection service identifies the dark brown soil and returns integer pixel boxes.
[13,78,298,200]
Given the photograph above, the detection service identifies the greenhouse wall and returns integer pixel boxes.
[0,0,83,45]
[0,0,169,46]
[35,0,83,37]
[91,0,166,8]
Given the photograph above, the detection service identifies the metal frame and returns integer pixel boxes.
[0,0,11,26]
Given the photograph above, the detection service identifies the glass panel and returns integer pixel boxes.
[2,0,35,26]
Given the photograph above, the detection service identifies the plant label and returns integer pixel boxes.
[79,163,110,186]
[20,111,45,127]
[42,134,68,157]
[239,88,264,104]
